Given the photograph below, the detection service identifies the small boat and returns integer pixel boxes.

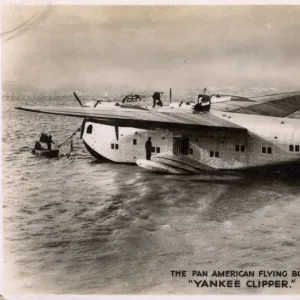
[32,149,59,158]
[31,133,59,158]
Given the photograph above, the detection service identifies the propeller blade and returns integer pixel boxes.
[94,100,101,108]
[73,92,83,107]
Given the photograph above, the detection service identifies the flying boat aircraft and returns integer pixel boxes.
[15,89,300,174]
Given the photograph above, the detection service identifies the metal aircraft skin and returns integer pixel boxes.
[16,90,300,174]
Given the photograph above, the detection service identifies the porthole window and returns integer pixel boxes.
[210,151,214,157]
[289,145,294,152]
[115,144,119,150]
[156,147,160,153]
[262,147,266,154]
[296,145,300,152]
[241,145,245,152]
[87,125,93,134]
[133,139,137,145]
[267,147,272,154]
[215,151,219,158]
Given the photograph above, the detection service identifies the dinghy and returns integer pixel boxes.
[32,149,59,158]
[31,133,59,158]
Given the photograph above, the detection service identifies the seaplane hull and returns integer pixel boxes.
[33,149,59,158]
[80,111,300,174]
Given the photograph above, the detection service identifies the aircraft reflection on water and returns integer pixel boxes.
[16,88,300,175]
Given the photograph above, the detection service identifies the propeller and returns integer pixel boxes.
[94,100,101,108]
[73,92,83,107]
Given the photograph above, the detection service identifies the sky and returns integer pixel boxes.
[2,5,300,92]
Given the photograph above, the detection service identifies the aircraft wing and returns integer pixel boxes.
[15,105,246,132]
[211,91,300,118]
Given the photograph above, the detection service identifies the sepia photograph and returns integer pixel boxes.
[2,2,300,298]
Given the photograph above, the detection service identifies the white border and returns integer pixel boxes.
[4,296,300,300]
[2,1,300,299]
[1,0,300,5]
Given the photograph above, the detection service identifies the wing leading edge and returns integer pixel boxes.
[15,105,246,132]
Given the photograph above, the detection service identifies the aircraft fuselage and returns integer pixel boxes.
[81,110,300,171]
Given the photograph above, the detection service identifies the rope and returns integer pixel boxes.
[57,128,81,148]
[66,138,74,159]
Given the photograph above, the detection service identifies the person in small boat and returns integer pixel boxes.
[32,141,43,153]
[145,137,152,160]
[34,141,43,150]
[152,92,163,108]
[47,135,55,150]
